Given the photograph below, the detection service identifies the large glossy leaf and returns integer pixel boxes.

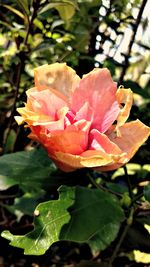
[2,186,125,255]
[0,148,54,192]
[60,186,125,253]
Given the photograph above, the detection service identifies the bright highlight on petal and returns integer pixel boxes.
[15,63,150,172]
[34,62,80,99]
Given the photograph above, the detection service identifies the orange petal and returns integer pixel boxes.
[89,129,122,154]
[52,149,124,172]
[16,107,51,123]
[116,87,133,133]
[34,63,80,99]
[15,87,69,129]
[29,120,91,156]
[53,120,149,172]
[72,68,120,132]
[99,120,150,171]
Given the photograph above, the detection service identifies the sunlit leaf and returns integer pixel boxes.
[2,186,124,255]
[15,0,29,16]
[1,4,25,20]
[1,186,75,255]
[56,4,76,21]
[112,163,141,179]
[39,1,78,21]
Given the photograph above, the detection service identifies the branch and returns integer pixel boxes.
[119,0,148,84]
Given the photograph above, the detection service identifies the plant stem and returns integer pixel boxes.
[123,165,134,202]
[108,207,134,267]
[3,59,23,149]
[119,0,147,84]
[3,0,40,151]
[108,165,135,266]
[87,173,121,197]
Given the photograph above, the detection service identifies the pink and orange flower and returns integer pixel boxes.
[15,63,150,172]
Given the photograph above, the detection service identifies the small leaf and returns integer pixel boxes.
[144,184,150,203]
[39,1,77,21]
[2,186,124,255]
[7,192,44,217]
[1,4,25,20]
[133,250,150,263]
[112,163,141,179]
[56,4,76,21]
[15,0,29,16]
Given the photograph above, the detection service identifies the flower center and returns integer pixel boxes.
[64,110,76,127]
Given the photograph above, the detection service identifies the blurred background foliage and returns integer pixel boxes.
[0,0,150,155]
[0,0,150,266]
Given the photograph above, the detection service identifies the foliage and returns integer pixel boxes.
[2,185,124,255]
[0,0,150,266]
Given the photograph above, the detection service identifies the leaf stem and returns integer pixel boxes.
[108,207,134,267]
[87,173,121,197]
[123,165,134,202]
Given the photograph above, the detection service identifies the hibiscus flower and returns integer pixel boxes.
[15,63,150,172]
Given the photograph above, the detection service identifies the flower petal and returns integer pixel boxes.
[75,102,94,122]
[52,149,124,172]
[27,88,68,119]
[116,87,133,134]
[71,68,120,132]
[29,120,91,156]
[16,88,69,129]
[34,63,80,99]
[98,120,150,171]
[89,129,122,154]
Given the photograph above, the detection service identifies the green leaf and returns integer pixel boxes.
[79,0,101,7]
[15,0,29,16]
[56,3,76,21]
[2,186,125,255]
[2,186,75,255]
[112,163,149,181]
[144,184,150,203]
[0,147,55,192]
[60,186,125,253]
[122,80,150,98]
[1,4,25,20]
[39,1,78,21]
[6,192,43,217]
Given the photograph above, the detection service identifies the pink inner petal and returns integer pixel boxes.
[71,68,120,133]
[75,102,94,122]
[64,110,76,126]
[28,89,68,119]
